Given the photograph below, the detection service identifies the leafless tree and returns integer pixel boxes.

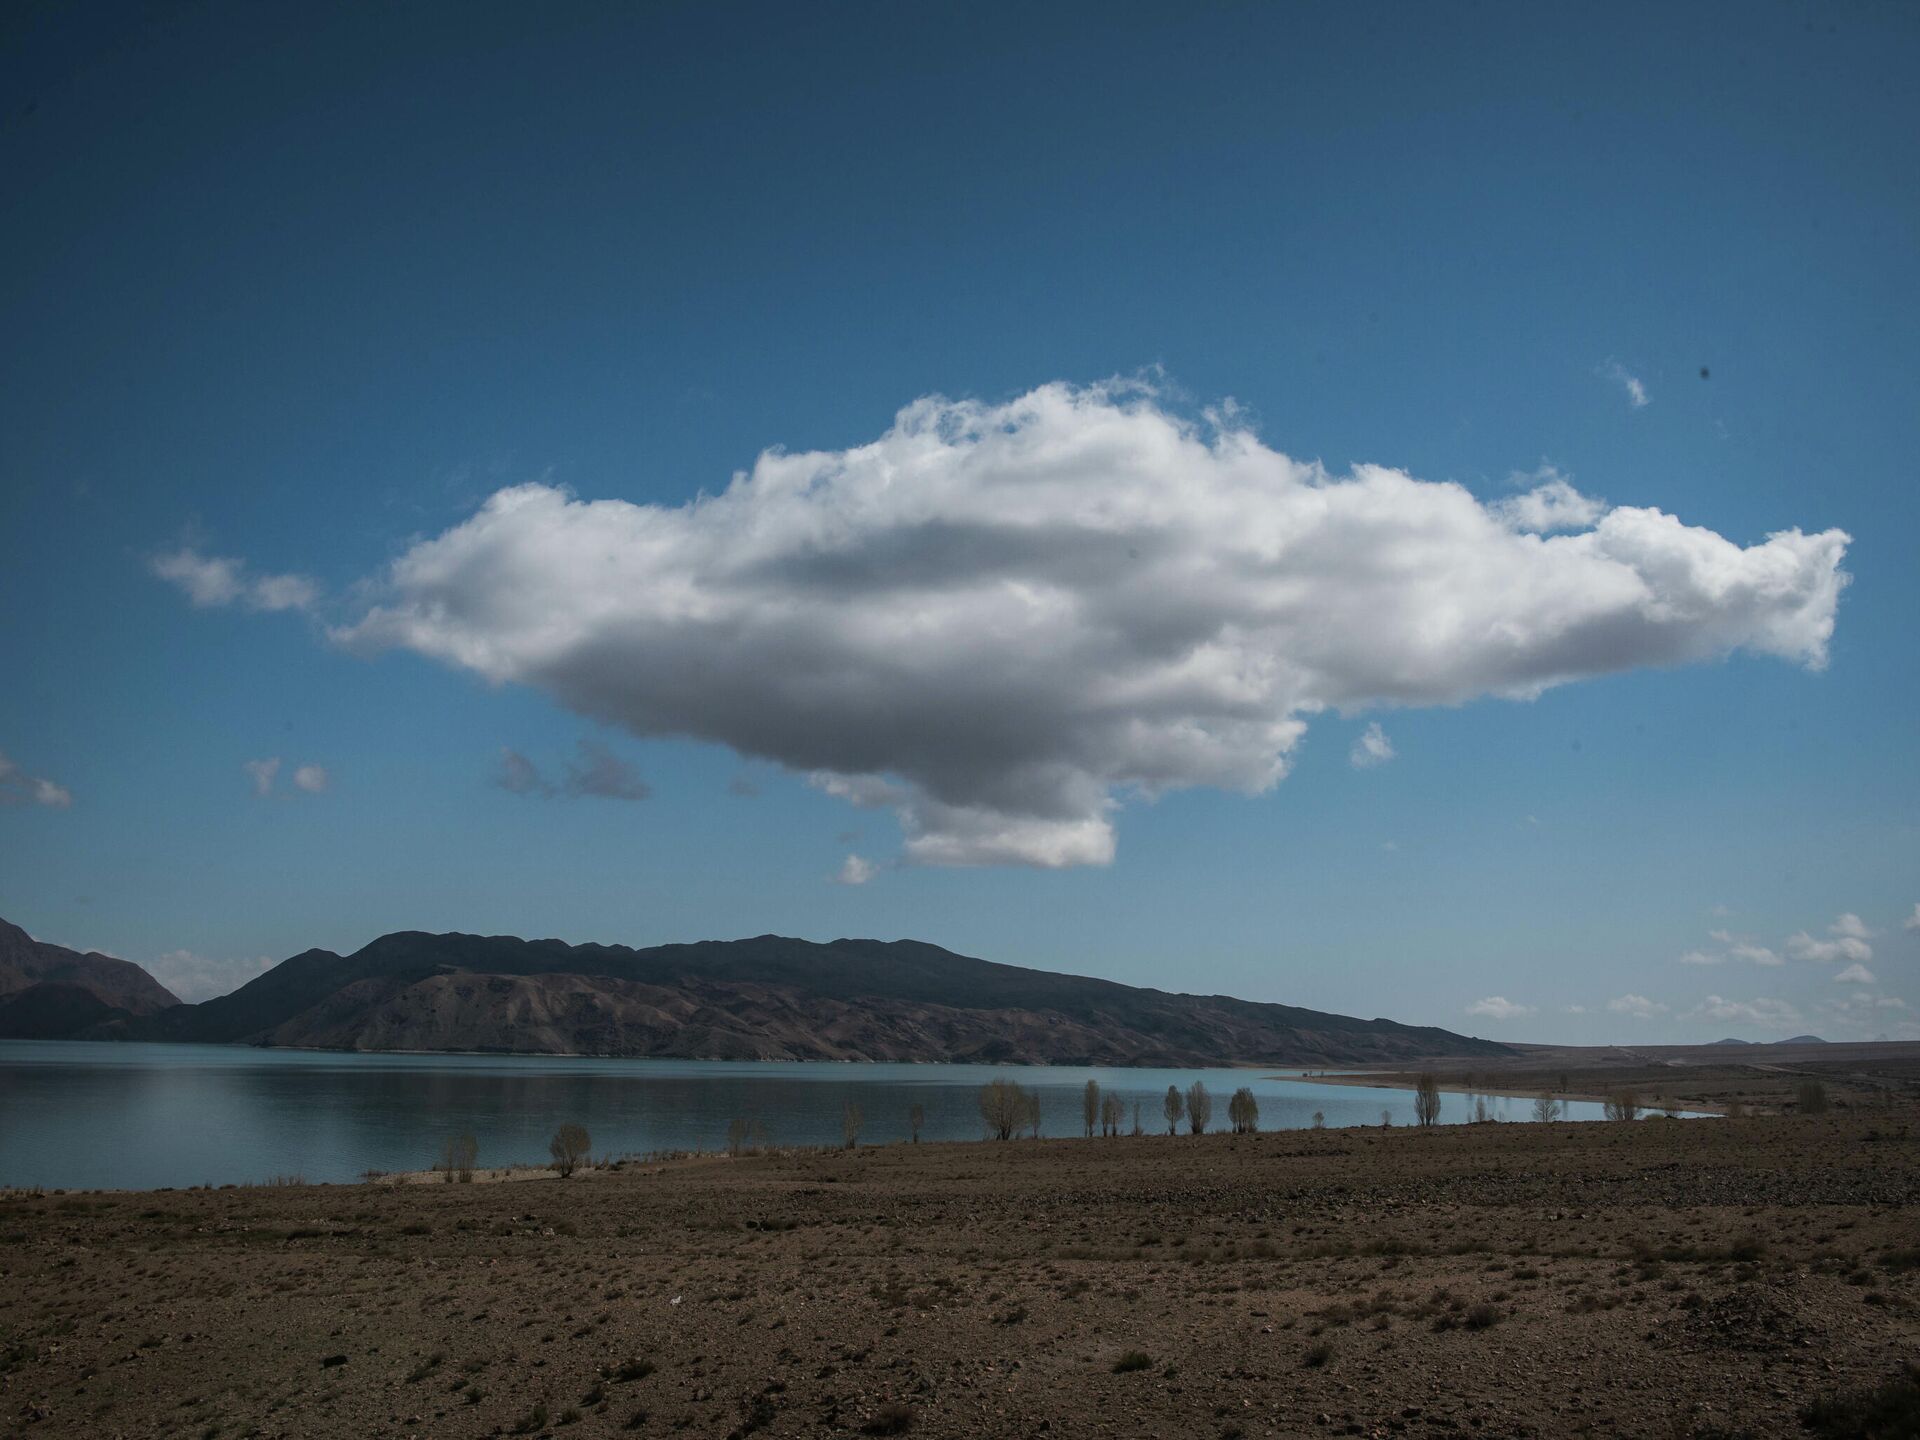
[908,1102,925,1143]
[1025,1089,1043,1138]
[1531,1094,1560,1123]
[726,1117,750,1157]
[1185,1081,1212,1135]
[1473,1096,1490,1124]
[1082,1079,1101,1138]
[1795,1079,1828,1115]
[1100,1090,1124,1136]
[1163,1085,1184,1135]
[1311,1110,1325,1129]
[1603,1090,1641,1122]
[1414,1072,1442,1128]
[1232,1086,1261,1133]
[1131,1100,1143,1136]
[842,1099,864,1149]
[980,1077,1027,1141]
[549,1122,591,1178]
[1381,1108,1393,1128]
[440,1133,477,1183]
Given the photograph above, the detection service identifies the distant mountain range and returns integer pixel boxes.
[0,915,1513,1067]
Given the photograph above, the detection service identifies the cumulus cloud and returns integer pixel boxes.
[242,757,281,796]
[291,764,329,794]
[1349,722,1396,769]
[1465,996,1533,1021]
[1607,993,1667,1019]
[1906,903,1920,931]
[1833,963,1875,985]
[0,750,73,808]
[1730,942,1783,966]
[1493,470,1606,533]
[1601,360,1650,409]
[1829,912,1873,940]
[147,949,276,1004]
[835,853,878,886]
[300,382,1847,867]
[1690,994,1802,1030]
[1677,950,1722,966]
[493,740,649,801]
[1785,930,1872,965]
[152,548,318,612]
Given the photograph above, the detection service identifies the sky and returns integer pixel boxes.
[2,1,1916,1042]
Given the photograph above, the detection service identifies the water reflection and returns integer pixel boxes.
[0,1041,1704,1190]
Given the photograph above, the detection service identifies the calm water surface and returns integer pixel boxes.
[0,1041,1699,1190]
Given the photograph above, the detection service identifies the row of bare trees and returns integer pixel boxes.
[434,1122,593,1181]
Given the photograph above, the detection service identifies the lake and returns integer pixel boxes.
[0,1040,1695,1190]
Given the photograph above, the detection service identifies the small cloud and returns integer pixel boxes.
[1349,722,1395,769]
[1465,996,1534,1021]
[1709,904,1733,918]
[1562,1004,1587,1014]
[1829,912,1874,940]
[1785,930,1872,965]
[1600,358,1650,409]
[1729,942,1782,967]
[494,747,552,796]
[291,764,329,794]
[727,774,762,798]
[561,739,650,801]
[1607,993,1667,1019]
[243,757,281,797]
[152,547,318,612]
[1690,994,1802,1030]
[1876,996,1907,1009]
[0,750,74,809]
[835,854,878,886]
[1677,950,1723,966]
[1905,903,1920,932]
[1833,963,1875,985]
[1379,839,1399,852]
[495,740,649,800]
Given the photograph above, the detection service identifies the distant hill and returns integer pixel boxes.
[1709,1038,1750,1046]
[0,918,1517,1067]
[0,918,180,1038]
[1778,1035,1828,1045]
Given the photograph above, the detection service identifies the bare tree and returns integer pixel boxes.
[1795,1079,1828,1115]
[1163,1085,1184,1135]
[1473,1096,1490,1124]
[440,1133,477,1183]
[1100,1090,1125,1137]
[908,1102,925,1143]
[1603,1090,1641,1122]
[842,1099,864,1149]
[1531,1094,1560,1123]
[1131,1100,1143,1137]
[1026,1089,1044,1138]
[1381,1108,1393,1128]
[1412,1072,1442,1128]
[980,1077,1027,1141]
[726,1117,750,1157]
[1229,1086,1260,1133]
[1082,1079,1101,1138]
[549,1122,591,1178]
[1311,1110,1325,1129]
[1185,1081,1212,1135]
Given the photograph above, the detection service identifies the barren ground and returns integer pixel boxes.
[5,1111,1919,1439]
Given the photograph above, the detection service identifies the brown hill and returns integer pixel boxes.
[104,926,1512,1067]
[0,918,179,1036]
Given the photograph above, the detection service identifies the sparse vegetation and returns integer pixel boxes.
[1532,1094,1559,1123]
[1414,1072,1441,1128]
[549,1123,591,1177]
[1163,1085,1184,1135]
[1100,1089,1125,1136]
[439,1133,477,1182]
[1185,1080,1212,1135]
[1797,1079,1830,1115]
[1603,1090,1641,1122]
[842,1099,864,1149]
[1112,1350,1154,1373]
[1227,1086,1259,1133]
[979,1077,1029,1141]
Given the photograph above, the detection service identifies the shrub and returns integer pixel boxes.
[1603,1090,1641,1122]
[511,1404,549,1434]
[1112,1351,1154,1373]
[1301,1341,1333,1368]
[550,1123,591,1177]
[1462,1303,1502,1330]
[1796,1079,1829,1115]
[862,1401,915,1434]
[608,1357,655,1383]
[1800,1363,1920,1439]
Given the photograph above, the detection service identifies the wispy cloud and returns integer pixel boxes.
[1600,359,1650,409]
[1465,995,1533,1021]
[1689,994,1802,1030]
[1907,903,1920,932]
[152,547,318,612]
[243,758,281,796]
[1607,993,1667,1019]
[1349,722,1396,769]
[244,757,329,797]
[1832,963,1875,985]
[493,740,649,801]
[0,750,73,809]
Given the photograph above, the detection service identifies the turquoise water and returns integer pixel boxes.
[0,1040,1697,1190]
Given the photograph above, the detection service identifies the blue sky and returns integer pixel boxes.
[2,1,1915,1041]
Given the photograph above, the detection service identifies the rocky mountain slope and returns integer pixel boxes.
[79,926,1514,1067]
[0,918,181,1038]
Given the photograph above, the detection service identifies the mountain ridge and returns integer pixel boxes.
[1,916,1513,1067]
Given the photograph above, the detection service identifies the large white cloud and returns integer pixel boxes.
[324,382,1849,867]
